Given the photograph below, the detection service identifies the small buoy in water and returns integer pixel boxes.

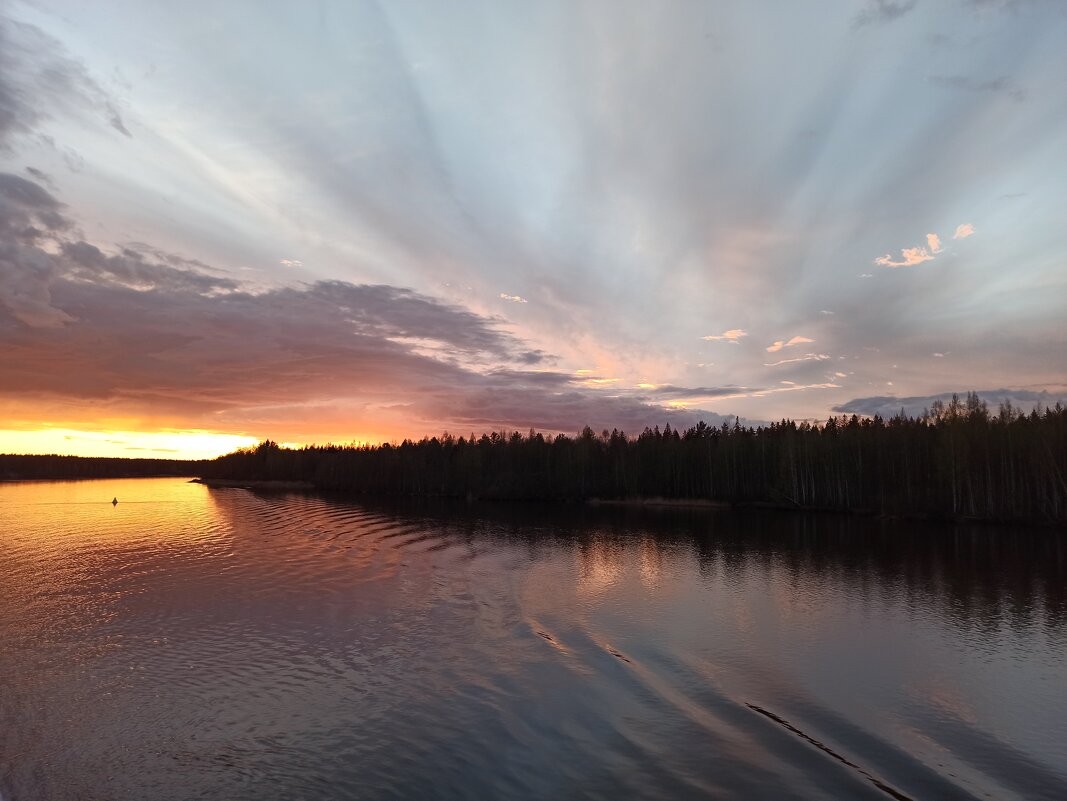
[112,497,118,505]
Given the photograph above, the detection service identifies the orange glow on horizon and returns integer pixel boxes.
[0,428,260,460]
[0,423,489,460]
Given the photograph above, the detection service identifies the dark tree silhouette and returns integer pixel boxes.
[0,454,204,480]
[198,394,1067,525]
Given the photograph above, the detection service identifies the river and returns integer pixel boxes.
[0,478,1064,800]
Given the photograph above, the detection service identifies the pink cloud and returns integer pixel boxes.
[702,328,747,342]
[876,223,973,269]
[766,335,814,353]
[875,246,936,268]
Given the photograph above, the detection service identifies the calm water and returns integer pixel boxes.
[1,479,1064,800]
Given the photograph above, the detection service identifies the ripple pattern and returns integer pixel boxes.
[1,479,1064,801]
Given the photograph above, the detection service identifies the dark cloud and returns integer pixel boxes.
[930,74,1025,102]
[423,386,747,436]
[62,241,240,295]
[292,281,536,360]
[2,270,513,408]
[0,14,130,150]
[24,166,54,188]
[105,103,131,137]
[0,172,69,242]
[0,172,74,327]
[833,389,1067,418]
[646,385,750,399]
[483,369,576,386]
[1,170,754,436]
[0,254,745,435]
[118,242,218,274]
[854,0,919,28]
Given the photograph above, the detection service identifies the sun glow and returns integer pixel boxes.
[0,429,259,460]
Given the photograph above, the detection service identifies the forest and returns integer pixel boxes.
[201,393,1067,525]
[0,454,204,480]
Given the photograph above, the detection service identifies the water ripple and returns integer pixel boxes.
[0,480,1063,801]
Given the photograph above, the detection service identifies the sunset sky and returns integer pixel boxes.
[2,1,1066,459]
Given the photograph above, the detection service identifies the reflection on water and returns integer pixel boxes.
[0,479,1064,800]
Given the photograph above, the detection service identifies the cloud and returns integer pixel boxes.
[0,14,131,150]
[424,387,754,435]
[0,172,76,326]
[499,293,528,303]
[2,263,537,418]
[1,167,538,368]
[751,382,840,397]
[854,0,918,28]
[764,353,831,367]
[24,166,54,188]
[876,224,977,267]
[874,246,936,268]
[62,241,241,296]
[702,328,747,342]
[0,170,761,439]
[646,384,750,399]
[833,389,1067,418]
[2,3,1061,443]
[766,335,814,353]
[0,172,69,241]
[930,74,1025,102]
[280,259,303,267]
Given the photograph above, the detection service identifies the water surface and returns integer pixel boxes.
[1,478,1064,800]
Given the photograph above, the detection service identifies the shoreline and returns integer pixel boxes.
[190,478,1064,527]
[190,478,315,491]
[0,474,196,482]
[587,497,732,510]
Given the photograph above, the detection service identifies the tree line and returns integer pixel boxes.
[201,393,1067,525]
[0,454,204,480]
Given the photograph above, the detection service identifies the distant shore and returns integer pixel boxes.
[190,477,315,491]
[587,497,731,510]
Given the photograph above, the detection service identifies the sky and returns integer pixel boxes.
[1,0,1066,459]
